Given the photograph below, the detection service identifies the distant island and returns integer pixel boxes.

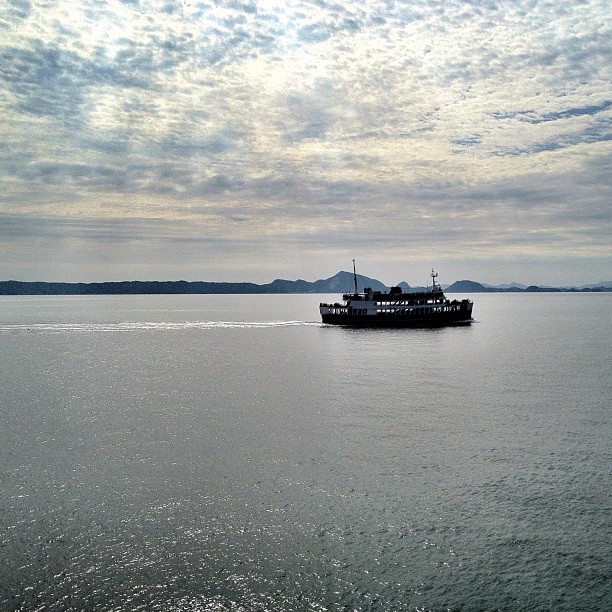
[1,272,611,295]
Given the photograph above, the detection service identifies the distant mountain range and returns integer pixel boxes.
[1,272,611,295]
[445,279,612,292]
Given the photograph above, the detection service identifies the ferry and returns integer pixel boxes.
[319,262,473,327]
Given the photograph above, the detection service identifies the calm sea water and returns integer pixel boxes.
[1,293,610,611]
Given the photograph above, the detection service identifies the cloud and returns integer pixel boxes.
[0,44,86,122]
[492,101,612,124]
[0,0,31,27]
[0,0,610,283]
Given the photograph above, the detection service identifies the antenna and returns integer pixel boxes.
[353,259,358,295]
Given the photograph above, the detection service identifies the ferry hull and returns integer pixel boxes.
[321,311,473,328]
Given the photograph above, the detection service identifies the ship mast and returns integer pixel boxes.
[353,259,358,296]
[431,268,438,291]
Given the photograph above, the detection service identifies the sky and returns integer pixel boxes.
[1,0,611,286]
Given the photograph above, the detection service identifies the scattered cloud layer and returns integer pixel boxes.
[1,0,610,284]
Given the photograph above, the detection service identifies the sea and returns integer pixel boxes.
[1,293,610,611]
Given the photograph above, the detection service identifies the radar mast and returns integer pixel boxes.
[431,269,439,291]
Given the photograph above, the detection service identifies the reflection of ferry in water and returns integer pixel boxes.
[319,262,473,327]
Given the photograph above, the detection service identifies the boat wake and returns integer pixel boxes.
[0,321,322,334]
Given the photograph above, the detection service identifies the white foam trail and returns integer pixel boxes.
[0,320,322,333]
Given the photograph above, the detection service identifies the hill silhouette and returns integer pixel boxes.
[0,274,610,295]
[445,280,489,292]
[0,272,392,295]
